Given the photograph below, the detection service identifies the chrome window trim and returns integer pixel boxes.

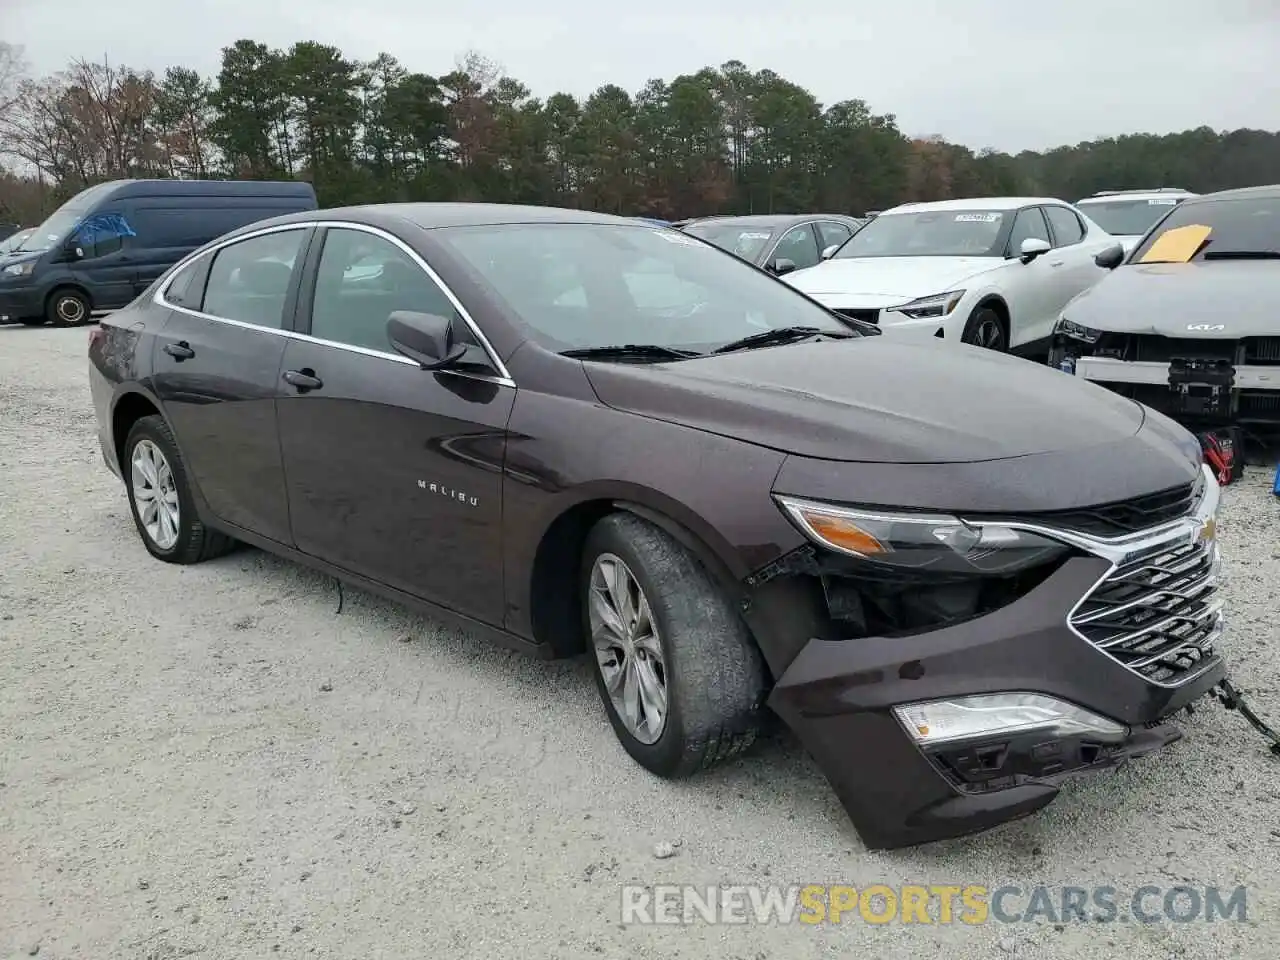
[761,221,821,270]
[153,219,515,387]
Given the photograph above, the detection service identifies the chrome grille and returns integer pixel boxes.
[1070,538,1222,686]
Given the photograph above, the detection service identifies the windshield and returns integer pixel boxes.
[1077,198,1182,236]
[436,222,855,353]
[1128,197,1280,264]
[681,222,777,261]
[0,229,34,255]
[832,209,1007,258]
[15,181,119,253]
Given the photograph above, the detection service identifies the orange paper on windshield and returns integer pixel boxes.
[1139,224,1212,263]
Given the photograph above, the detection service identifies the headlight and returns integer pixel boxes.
[885,290,965,320]
[893,693,1128,747]
[2,261,34,278]
[774,496,1070,575]
[1053,317,1101,343]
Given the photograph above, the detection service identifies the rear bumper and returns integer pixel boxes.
[767,470,1225,849]
[89,361,122,479]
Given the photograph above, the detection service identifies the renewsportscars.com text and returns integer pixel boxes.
[619,884,1248,926]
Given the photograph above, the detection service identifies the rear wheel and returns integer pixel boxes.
[581,512,768,778]
[46,287,91,326]
[123,415,236,564]
[960,306,1007,351]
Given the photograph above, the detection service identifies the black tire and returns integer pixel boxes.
[581,511,768,778]
[46,287,91,326]
[123,414,236,564]
[960,305,1007,351]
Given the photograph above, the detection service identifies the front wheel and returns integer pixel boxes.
[123,415,236,564]
[960,306,1007,351]
[46,287,91,326]
[581,512,768,778]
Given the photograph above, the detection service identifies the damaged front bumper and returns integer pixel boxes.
[764,466,1224,849]
[1049,330,1280,426]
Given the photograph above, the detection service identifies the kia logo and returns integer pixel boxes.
[1186,323,1226,331]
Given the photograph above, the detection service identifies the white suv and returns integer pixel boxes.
[781,197,1117,353]
[1074,188,1198,253]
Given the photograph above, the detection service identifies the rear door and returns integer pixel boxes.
[275,224,515,622]
[151,225,314,546]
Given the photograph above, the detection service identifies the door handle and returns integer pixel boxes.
[282,368,323,392]
[163,341,194,361]
[1050,260,1065,267]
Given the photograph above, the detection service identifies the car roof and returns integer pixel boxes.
[1078,190,1196,204]
[1187,184,1280,203]
[682,213,861,228]
[878,197,1066,214]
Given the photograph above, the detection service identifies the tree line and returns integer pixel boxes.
[1,39,1278,225]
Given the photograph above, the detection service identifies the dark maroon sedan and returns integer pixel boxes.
[89,203,1225,849]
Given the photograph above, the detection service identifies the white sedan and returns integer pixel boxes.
[781,197,1117,353]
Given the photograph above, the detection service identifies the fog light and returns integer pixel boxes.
[893,693,1128,747]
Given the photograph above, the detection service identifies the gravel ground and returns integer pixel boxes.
[1,323,1278,960]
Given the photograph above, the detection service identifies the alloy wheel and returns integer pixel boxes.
[131,439,181,550]
[973,316,1005,350]
[588,552,668,744]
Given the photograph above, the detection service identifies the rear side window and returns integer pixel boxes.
[1044,206,1085,247]
[202,229,306,329]
[163,258,205,308]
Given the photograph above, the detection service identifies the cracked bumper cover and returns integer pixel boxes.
[766,474,1225,850]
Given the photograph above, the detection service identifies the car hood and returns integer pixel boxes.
[784,256,997,302]
[581,338,1145,464]
[1065,260,1280,338]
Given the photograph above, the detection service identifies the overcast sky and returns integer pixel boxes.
[4,0,1279,153]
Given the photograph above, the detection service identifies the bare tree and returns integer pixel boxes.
[0,42,26,115]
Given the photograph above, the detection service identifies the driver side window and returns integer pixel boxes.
[310,227,467,354]
[72,213,135,259]
[772,225,821,270]
[1007,207,1051,254]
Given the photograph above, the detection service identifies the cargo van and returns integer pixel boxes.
[0,179,318,326]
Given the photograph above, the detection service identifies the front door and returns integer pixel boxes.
[66,211,140,310]
[276,225,516,623]
[1003,206,1061,346]
[151,226,313,546]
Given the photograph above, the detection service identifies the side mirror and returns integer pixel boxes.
[1018,237,1051,263]
[821,244,839,261]
[769,257,798,276]
[1094,243,1125,270]
[387,310,468,370]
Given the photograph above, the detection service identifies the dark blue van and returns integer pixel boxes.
[0,179,317,326]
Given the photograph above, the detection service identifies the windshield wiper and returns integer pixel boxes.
[712,326,851,355]
[1201,250,1280,261]
[560,344,703,362]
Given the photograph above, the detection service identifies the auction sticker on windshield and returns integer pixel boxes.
[1149,198,1179,205]
[954,213,1000,222]
[739,232,772,240]
[654,230,698,245]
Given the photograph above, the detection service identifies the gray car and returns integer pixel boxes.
[678,214,868,276]
[1048,184,1280,431]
